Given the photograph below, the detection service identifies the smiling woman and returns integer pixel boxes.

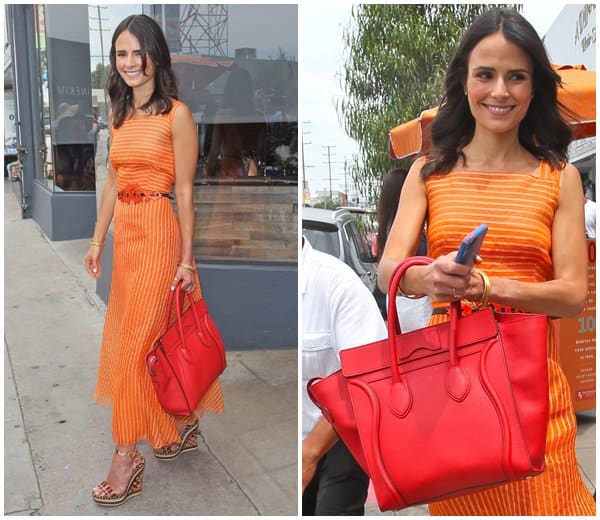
[86,14,224,507]
[378,7,595,516]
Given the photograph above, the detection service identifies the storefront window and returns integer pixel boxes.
[90,4,298,262]
[35,4,96,192]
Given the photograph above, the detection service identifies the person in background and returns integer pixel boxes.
[302,236,386,515]
[375,168,431,329]
[378,8,594,515]
[206,65,266,177]
[584,188,596,238]
[85,14,223,506]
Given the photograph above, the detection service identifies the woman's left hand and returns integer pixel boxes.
[171,266,195,292]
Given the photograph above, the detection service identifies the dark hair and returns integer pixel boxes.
[422,8,573,178]
[107,14,177,128]
[376,168,409,260]
[222,65,255,115]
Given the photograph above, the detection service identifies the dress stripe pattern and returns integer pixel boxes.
[94,99,224,448]
[424,161,595,515]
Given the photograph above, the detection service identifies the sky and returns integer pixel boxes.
[300,2,573,199]
[88,4,297,69]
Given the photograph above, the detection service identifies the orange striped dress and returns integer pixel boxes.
[94,99,224,449]
[424,161,595,515]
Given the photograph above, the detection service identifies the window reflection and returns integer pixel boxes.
[205,65,266,178]
[85,3,297,261]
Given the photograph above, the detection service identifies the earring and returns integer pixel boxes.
[464,90,468,96]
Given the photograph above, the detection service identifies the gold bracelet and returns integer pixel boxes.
[90,240,104,248]
[470,269,491,311]
[178,262,196,273]
[397,280,422,299]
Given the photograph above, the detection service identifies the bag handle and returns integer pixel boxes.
[387,257,468,417]
[161,282,204,351]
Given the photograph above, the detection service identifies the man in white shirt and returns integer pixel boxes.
[584,197,596,239]
[302,237,387,515]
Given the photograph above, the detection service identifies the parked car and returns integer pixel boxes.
[302,207,378,293]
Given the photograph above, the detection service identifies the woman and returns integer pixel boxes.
[85,14,224,506]
[375,168,431,328]
[206,65,265,177]
[378,8,595,516]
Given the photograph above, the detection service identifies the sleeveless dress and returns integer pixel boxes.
[94,99,224,448]
[424,161,595,515]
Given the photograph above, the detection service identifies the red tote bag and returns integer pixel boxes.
[146,282,227,416]
[308,256,549,511]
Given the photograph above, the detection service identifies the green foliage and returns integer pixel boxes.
[337,4,520,204]
[311,198,338,210]
[91,62,110,89]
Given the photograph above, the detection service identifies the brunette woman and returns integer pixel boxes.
[85,14,223,506]
[378,8,594,515]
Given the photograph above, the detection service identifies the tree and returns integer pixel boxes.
[337,4,520,204]
[91,62,111,89]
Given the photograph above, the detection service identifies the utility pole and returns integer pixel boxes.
[89,5,110,118]
[302,121,315,205]
[322,145,336,203]
[302,121,311,182]
[343,157,348,199]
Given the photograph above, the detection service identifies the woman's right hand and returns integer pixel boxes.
[85,244,103,278]
[420,252,473,302]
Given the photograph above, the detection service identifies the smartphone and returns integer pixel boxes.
[455,224,488,266]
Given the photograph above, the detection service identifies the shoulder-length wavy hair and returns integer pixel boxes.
[421,8,574,178]
[107,14,178,128]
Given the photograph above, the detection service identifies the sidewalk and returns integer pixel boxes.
[4,182,298,515]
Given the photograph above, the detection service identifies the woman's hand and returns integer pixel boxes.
[85,244,103,278]
[171,265,196,293]
[420,252,474,302]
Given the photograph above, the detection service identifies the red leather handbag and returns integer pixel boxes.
[146,282,226,416]
[308,256,549,511]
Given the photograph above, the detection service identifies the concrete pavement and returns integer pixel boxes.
[4,182,298,515]
[3,180,595,516]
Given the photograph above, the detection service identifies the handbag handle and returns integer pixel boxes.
[162,282,204,351]
[387,257,467,417]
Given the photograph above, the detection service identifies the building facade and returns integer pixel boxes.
[5,4,298,349]
[543,3,596,199]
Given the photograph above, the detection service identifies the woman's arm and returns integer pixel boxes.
[377,157,473,301]
[206,123,223,177]
[302,418,338,493]
[172,102,200,292]
[380,160,587,317]
[85,166,117,278]
[479,163,587,317]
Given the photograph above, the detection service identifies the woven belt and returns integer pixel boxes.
[117,186,172,204]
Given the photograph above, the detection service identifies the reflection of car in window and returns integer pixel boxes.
[302,207,378,292]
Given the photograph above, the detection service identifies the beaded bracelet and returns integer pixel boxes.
[470,269,491,311]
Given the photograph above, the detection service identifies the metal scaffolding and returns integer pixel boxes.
[179,4,228,56]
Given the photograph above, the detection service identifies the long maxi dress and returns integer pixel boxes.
[424,160,595,515]
[94,99,224,449]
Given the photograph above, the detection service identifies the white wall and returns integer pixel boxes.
[543,4,596,70]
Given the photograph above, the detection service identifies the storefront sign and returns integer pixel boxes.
[556,239,596,411]
[574,4,596,53]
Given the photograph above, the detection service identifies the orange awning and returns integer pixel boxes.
[389,64,596,159]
